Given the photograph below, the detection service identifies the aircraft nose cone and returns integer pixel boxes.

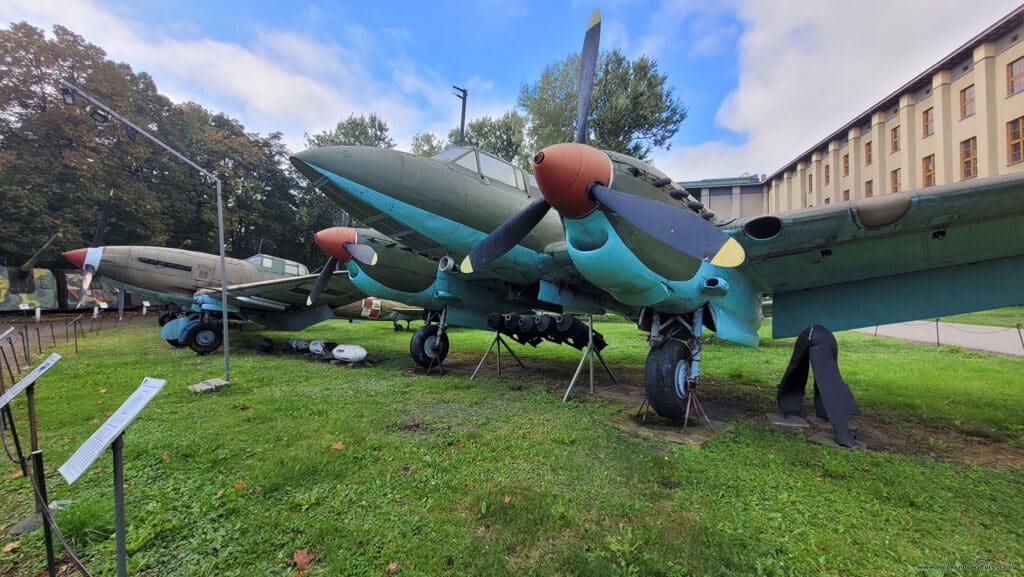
[314,227,356,262]
[290,146,404,198]
[533,143,609,218]
[63,248,87,269]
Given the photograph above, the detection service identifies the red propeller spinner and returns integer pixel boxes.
[532,143,612,218]
[314,227,358,262]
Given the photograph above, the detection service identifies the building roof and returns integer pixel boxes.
[765,5,1024,183]
[678,176,762,188]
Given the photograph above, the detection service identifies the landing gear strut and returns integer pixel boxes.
[640,307,710,423]
[410,308,448,371]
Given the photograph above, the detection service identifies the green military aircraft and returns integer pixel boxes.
[292,10,1024,419]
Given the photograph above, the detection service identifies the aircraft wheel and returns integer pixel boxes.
[185,322,223,355]
[410,324,449,368]
[643,338,691,420]
[158,312,173,327]
[166,339,183,348]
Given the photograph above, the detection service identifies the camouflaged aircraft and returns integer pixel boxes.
[291,10,1024,419]
[61,244,373,353]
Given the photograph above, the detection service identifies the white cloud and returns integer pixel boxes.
[653,0,1023,179]
[0,0,517,153]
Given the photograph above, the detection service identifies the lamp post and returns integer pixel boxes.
[60,80,231,383]
[452,85,467,145]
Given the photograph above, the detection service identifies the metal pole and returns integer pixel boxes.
[216,178,231,383]
[452,86,467,145]
[935,318,940,347]
[1017,323,1024,353]
[61,80,230,383]
[112,434,127,577]
[30,451,56,577]
[26,383,39,452]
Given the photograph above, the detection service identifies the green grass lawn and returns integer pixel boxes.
[939,306,1024,328]
[0,317,1021,576]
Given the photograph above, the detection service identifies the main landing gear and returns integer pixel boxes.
[410,307,449,371]
[639,307,709,421]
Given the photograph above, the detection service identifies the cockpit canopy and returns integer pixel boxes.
[432,147,537,193]
[245,254,309,276]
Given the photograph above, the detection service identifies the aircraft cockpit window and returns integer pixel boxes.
[433,147,471,162]
[261,257,273,268]
[284,263,300,276]
[514,168,524,190]
[478,152,517,187]
[527,173,538,189]
[246,255,261,265]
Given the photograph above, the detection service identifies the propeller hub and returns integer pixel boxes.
[314,227,357,262]
[533,143,611,218]
[63,248,87,269]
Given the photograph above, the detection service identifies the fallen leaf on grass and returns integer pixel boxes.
[214,490,224,499]
[815,476,824,481]
[455,441,464,449]
[386,560,399,575]
[253,486,262,494]
[2,540,20,553]
[162,452,170,462]
[99,388,107,394]
[331,441,346,450]
[89,418,99,425]
[9,470,22,479]
[234,479,246,491]
[294,548,315,570]
[503,495,511,504]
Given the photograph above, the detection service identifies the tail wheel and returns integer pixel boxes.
[185,322,223,355]
[410,324,449,368]
[643,339,691,420]
[158,312,173,327]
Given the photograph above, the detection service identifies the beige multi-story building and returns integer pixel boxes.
[758,6,1024,213]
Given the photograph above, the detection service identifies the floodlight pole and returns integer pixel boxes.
[60,80,230,383]
[452,85,467,145]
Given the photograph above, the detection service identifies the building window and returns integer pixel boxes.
[843,154,849,176]
[808,173,813,191]
[1009,116,1024,164]
[961,137,977,179]
[824,197,831,205]
[825,165,830,185]
[890,168,901,193]
[960,84,975,118]
[865,141,873,165]
[1009,57,1024,96]
[842,189,850,201]
[865,180,874,197]
[922,154,935,187]
[890,126,900,153]
[922,107,934,137]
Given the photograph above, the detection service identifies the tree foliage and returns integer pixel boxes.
[0,22,311,266]
[518,49,687,160]
[445,111,529,168]
[409,132,444,157]
[304,113,395,149]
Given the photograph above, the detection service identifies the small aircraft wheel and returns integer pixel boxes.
[158,312,173,327]
[643,338,691,420]
[185,322,223,355]
[166,339,183,348]
[410,324,449,368]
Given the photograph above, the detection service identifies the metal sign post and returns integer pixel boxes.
[60,377,166,577]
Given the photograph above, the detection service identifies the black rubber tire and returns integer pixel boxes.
[643,339,692,420]
[410,324,449,368]
[166,339,183,348]
[158,312,172,327]
[185,322,223,355]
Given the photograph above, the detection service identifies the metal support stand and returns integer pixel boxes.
[562,315,618,402]
[112,434,127,577]
[681,385,713,433]
[31,450,56,577]
[470,332,525,380]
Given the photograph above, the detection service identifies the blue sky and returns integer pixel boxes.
[4,0,1021,178]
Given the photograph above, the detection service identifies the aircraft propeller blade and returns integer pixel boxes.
[461,197,552,273]
[306,257,338,306]
[574,10,601,144]
[589,184,744,267]
[344,243,378,266]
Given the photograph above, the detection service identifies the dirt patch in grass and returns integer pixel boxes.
[440,349,1024,468]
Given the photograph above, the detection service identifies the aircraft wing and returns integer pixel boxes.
[105,279,196,307]
[193,271,364,310]
[728,173,1024,338]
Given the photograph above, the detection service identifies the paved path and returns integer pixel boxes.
[853,320,1024,357]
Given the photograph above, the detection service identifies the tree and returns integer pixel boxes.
[518,49,687,160]
[304,113,395,149]
[445,111,529,168]
[409,131,444,157]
